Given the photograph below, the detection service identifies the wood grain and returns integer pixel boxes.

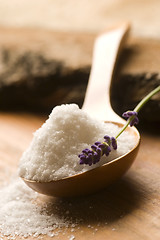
[0,112,159,239]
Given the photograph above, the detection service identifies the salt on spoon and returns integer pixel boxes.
[19,104,137,182]
[20,23,141,197]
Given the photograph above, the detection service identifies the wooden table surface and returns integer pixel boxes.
[0,112,159,240]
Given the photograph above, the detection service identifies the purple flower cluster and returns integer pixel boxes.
[78,135,117,166]
[78,111,139,166]
[122,111,139,126]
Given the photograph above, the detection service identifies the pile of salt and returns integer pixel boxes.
[19,104,136,182]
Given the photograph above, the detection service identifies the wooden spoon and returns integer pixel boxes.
[22,23,140,197]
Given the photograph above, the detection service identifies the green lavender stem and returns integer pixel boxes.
[115,85,160,139]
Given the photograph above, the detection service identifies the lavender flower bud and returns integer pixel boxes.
[104,135,111,145]
[122,111,139,126]
[111,137,117,150]
[95,141,101,146]
[91,145,97,151]
[96,147,102,155]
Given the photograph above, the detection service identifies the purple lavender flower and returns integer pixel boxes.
[78,136,117,166]
[111,137,117,150]
[122,111,139,126]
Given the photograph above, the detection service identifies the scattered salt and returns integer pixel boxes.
[19,104,136,182]
[0,177,74,239]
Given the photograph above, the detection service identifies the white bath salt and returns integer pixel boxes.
[19,104,136,182]
[0,177,75,239]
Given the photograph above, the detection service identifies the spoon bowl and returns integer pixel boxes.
[23,121,140,197]
[22,23,141,197]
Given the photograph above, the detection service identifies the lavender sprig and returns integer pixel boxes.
[79,136,117,166]
[122,111,139,126]
[78,85,160,166]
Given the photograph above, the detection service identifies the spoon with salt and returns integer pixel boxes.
[22,23,140,197]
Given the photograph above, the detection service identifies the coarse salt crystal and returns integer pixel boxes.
[69,235,75,240]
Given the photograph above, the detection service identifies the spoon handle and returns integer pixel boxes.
[82,23,130,123]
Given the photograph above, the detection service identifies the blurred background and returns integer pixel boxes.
[0,0,159,124]
[1,0,160,37]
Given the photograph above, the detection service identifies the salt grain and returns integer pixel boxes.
[19,104,136,182]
